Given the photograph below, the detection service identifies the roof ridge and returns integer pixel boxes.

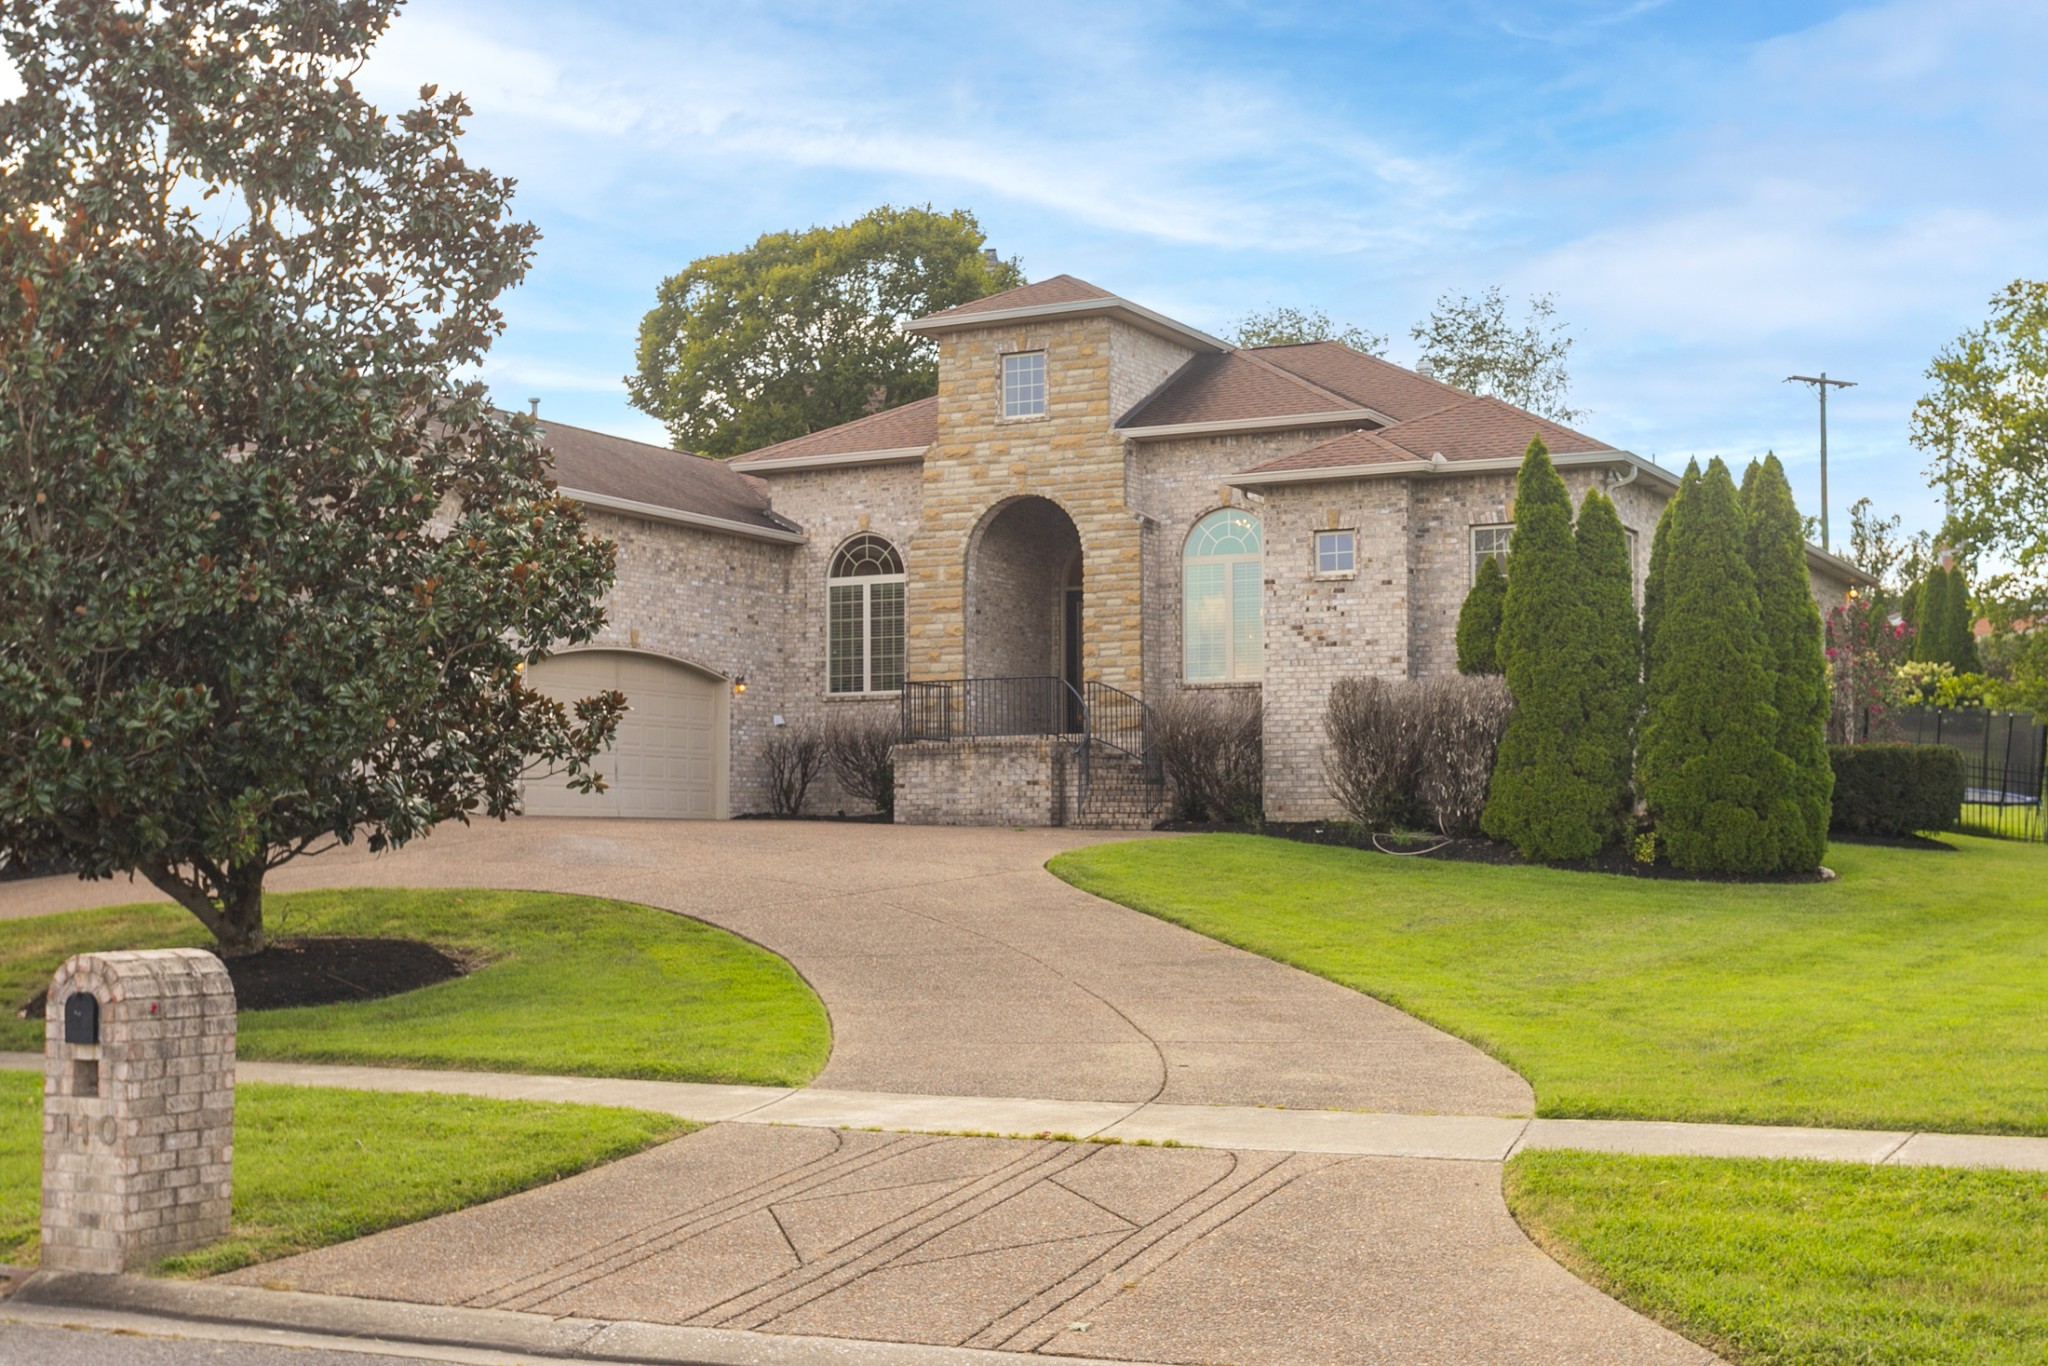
[1227,348,1371,415]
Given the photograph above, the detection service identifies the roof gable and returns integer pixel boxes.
[1237,396,1611,477]
[1251,342,1473,422]
[1117,351,1376,430]
[911,274,1116,324]
[538,417,798,536]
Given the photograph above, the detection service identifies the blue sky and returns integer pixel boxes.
[355,0,2047,547]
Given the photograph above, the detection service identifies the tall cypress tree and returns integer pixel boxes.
[1639,458,1795,874]
[1742,455,1833,871]
[1456,558,1507,675]
[1575,489,1641,842]
[1636,467,1689,804]
[1481,439,1609,860]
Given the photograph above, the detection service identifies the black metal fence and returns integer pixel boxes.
[1894,706,2046,841]
[900,676,1084,743]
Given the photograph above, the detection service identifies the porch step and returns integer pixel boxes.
[1071,751,1162,831]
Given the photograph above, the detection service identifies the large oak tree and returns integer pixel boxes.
[0,0,623,954]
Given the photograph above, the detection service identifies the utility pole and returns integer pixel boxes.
[1784,372,1855,551]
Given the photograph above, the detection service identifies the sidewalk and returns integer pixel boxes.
[6,1051,2042,1170]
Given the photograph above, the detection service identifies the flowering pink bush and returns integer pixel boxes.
[1826,597,1912,742]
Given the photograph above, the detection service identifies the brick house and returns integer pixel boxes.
[523,275,1867,825]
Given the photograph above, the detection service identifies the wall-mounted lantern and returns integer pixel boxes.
[732,674,747,697]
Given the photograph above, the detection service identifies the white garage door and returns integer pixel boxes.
[522,651,726,819]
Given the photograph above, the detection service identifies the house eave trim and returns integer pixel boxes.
[559,488,807,544]
[735,445,928,473]
[1116,409,1391,441]
[1228,449,1675,488]
[904,297,1229,353]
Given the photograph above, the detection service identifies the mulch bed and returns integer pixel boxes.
[1826,832,1958,852]
[19,936,469,1019]
[1157,819,1834,883]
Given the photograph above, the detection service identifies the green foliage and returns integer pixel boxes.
[1574,489,1641,840]
[1454,557,1507,675]
[0,888,833,1084]
[0,1072,688,1272]
[1896,660,1993,708]
[1827,744,1966,837]
[1410,286,1581,422]
[1910,278,2048,601]
[1228,304,1386,355]
[1984,630,2048,716]
[1053,833,2048,1134]
[1639,460,1799,874]
[1742,455,1833,871]
[1912,564,1983,671]
[0,2,622,955]
[1507,1152,2048,1366]
[1481,440,1612,860]
[629,205,1023,456]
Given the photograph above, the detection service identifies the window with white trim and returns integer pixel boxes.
[828,535,905,694]
[1183,509,1262,682]
[1471,524,1512,582]
[1314,529,1356,576]
[1001,352,1046,418]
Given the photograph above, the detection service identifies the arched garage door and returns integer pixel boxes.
[522,651,727,819]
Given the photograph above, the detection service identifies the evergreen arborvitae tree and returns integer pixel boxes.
[1481,439,1610,860]
[1742,455,1833,870]
[1635,468,1689,804]
[1575,489,1641,842]
[1909,566,1979,671]
[1456,558,1507,675]
[1908,570,1946,663]
[1639,458,1796,874]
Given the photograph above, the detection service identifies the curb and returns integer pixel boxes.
[7,1271,1099,1365]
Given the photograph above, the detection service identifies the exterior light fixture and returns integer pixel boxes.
[732,674,747,697]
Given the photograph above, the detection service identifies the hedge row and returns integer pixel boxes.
[1826,744,1965,838]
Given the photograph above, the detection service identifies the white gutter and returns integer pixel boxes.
[559,487,807,545]
[1228,448,1669,488]
[904,296,1229,353]
[733,445,928,474]
[1116,409,1392,441]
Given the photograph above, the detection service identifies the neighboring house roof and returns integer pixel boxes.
[728,396,937,470]
[1234,395,1613,478]
[540,416,805,543]
[903,274,1229,353]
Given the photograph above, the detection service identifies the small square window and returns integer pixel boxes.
[1002,352,1046,418]
[1471,524,1512,582]
[1315,529,1356,575]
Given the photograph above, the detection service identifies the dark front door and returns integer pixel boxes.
[1063,588,1084,731]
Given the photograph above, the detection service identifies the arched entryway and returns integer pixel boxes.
[965,496,1084,697]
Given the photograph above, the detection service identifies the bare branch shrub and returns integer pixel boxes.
[825,711,899,817]
[1413,676,1514,835]
[1323,677,1424,829]
[1153,690,1263,822]
[763,723,827,817]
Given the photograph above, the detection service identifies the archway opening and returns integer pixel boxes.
[965,497,1084,695]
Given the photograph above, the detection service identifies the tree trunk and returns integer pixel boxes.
[140,861,268,958]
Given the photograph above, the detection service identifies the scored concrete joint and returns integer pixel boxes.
[41,949,236,1274]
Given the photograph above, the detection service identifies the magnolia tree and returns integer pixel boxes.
[0,2,624,954]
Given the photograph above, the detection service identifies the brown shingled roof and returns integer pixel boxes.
[912,274,1116,323]
[1239,396,1612,476]
[539,417,797,535]
[728,395,937,466]
[1252,342,1473,422]
[1117,350,1374,429]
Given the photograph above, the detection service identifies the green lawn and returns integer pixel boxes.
[0,888,829,1086]
[1506,1151,2048,1365]
[0,1069,689,1274]
[1051,834,2048,1133]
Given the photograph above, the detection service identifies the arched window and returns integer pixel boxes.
[828,535,906,694]
[1183,509,1262,682]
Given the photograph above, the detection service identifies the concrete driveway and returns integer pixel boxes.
[3,820,1714,1364]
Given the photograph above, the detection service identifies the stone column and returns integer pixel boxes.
[41,948,236,1273]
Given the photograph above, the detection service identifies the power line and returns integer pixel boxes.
[1785,372,1855,551]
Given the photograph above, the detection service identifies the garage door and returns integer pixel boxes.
[522,651,726,819]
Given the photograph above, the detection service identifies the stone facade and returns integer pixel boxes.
[42,949,235,1274]
[894,737,1072,826]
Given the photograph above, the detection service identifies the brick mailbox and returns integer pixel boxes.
[42,949,236,1273]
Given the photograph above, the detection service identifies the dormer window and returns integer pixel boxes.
[1002,352,1047,418]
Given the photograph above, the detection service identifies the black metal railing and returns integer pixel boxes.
[1894,706,2046,842]
[900,676,1085,743]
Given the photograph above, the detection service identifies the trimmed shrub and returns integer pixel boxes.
[1575,488,1641,842]
[1638,457,1797,874]
[1153,689,1263,823]
[1482,439,1611,861]
[1413,676,1514,836]
[1743,454,1834,870]
[1455,558,1506,675]
[824,711,899,817]
[1324,676,1423,829]
[763,723,827,817]
[1827,744,1966,837]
